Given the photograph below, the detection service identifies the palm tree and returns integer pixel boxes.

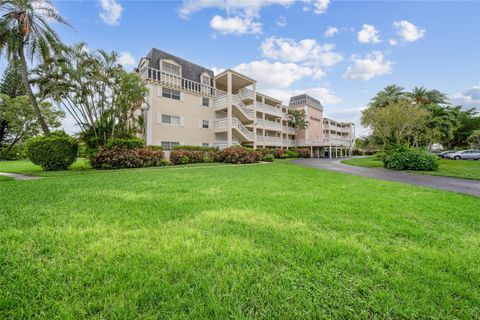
[369,84,406,108]
[408,87,448,106]
[287,109,309,144]
[0,0,72,136]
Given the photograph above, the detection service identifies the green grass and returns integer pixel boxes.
[0,175,14,182]
[1,161,479,318]
[342,156,480,180]
[0,158,91,176]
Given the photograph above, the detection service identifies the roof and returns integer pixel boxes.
[144,48,214,83]
[289,94,323,111]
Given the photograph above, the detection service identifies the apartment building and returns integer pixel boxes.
[137,48,355,158]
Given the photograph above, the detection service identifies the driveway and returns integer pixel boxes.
[293,158,480,197]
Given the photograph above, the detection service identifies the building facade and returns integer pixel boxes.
[137,48,355,157]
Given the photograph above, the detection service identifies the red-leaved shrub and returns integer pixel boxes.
[215,146,262,164]
[170,150,214,164]
[90,146,165,169]
[293,148,311,158]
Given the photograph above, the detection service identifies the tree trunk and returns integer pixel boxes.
[18,47,51,137]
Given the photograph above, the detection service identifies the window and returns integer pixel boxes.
[202,143,209,147]
[202,120,209,129]
[161,61,180,76]
[162,88,180,100]
[202,97,210,107]
[161,114,181,125]
[201,75,210,85]
[161,141,180,151]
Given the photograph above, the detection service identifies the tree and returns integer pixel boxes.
[369,84,407,108]
[407,86,448,106]
[361,100,430,147]
[447,107,480,149]
[34,43,148,147]
[0,0,72,136]
[467,130,480,149]
[0,93,63,158]
[287,109,309,144]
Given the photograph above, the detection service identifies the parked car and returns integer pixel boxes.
[445,150,480,160]
[437,150,456,158]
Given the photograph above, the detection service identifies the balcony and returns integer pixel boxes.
[257,102,283,117]
[283,126,295,134]
[283,139,296,146]
[256,119,283,131]
[140,67,216,97]
[257,136,283,146]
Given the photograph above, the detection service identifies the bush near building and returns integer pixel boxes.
[91,146,166,169]
[383,148,439,171]
[215,146,262,164]
[292,148,311,158]
[26,136,78,171]
[170,149,215,165]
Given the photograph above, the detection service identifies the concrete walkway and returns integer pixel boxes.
[0,172,42,180]
[293,158,480,197]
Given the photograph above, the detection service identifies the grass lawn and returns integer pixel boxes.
[1,161,479,318]
[342,156,480,180]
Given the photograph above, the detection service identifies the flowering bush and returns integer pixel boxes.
[215,146,262,164]
[90,146,165,169]
[170,150,215,164]
[293,148,311,158]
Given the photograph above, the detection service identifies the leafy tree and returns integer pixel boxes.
[0,61,26,98]
[447,107,480,149]
[361,100,429,147]
[0,0,72,136]
[34,43,148,147]
[287,109,309,143]
[0,93,63,158]
[369,84,407,108]
[467,130,480,149]
[407,86,448,106]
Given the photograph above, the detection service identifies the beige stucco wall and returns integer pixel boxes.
[148,83,216,146]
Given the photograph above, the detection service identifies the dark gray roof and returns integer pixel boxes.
[144,48,214,83]
[289,94,323,111]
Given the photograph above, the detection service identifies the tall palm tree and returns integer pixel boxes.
[408,86,448,106]
[288,109,309,144]
[0,0,72,136]
[369,84,406,108]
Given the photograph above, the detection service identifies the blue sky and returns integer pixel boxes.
[1,0,479,134]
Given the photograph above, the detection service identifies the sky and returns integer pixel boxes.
[1,0,479,135]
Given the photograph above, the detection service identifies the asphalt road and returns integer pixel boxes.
[293,158,480,197]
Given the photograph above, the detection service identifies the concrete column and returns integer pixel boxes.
[262,96,266,148]
[227,71,233,147]
[329,146,332,158]
[310,146,313,158]
[252,83,257,149]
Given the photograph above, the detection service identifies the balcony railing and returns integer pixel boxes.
[283,139,296,146]
[238,88,254,101]
[257,119,282,131]
[214,117,253,141]
[257,103,283,117]
[215,91,255,120]
[282,126,295,134]
[140,67,216,97]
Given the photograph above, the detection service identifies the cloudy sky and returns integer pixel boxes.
[1,0,479,135]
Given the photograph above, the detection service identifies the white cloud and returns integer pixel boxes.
[343,51,393,81]
[210,67,226,75]
[276,16,287,27]
[312,0,330,14]
[117,52,136,67]
[99,0,123,26]
[449,85,480,109]
[324,26,339,38]
[210,15,261,35]
[393,20,425,42]
[179,0,330,34]
[388,39,398,46]
[357,24,381,44]
[260,36,343,67]
[233,60,314,89]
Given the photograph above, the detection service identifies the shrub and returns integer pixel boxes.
[383,148,439,171]
[215,146,262,164]
[170,149,214,165]
[274,148,286,159]
[279,153,289,159]
[263,154,274,162]
[106,137,145,150]
[26,136,78,171]
[145,145,164,151]
[0,144,26,160]
[286,150,299,158]
[293,148,311,158]
[90,146,165,169]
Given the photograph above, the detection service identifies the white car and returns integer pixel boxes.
[445,149,480,160]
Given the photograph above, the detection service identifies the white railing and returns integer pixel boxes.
[257,136,282,145]
[141,67,216,97]
[283,126,296,134]
[214,117,253,141]
[239,88,254,101]
[214,91,255,120]
[256,119,282,131]
[257,102,283,117]
[283,139,296,146]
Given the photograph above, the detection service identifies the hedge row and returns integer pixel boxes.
[91,146,167,169]
[170,150,214,165]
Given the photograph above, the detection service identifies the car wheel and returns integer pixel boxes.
[454,156,461,160]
